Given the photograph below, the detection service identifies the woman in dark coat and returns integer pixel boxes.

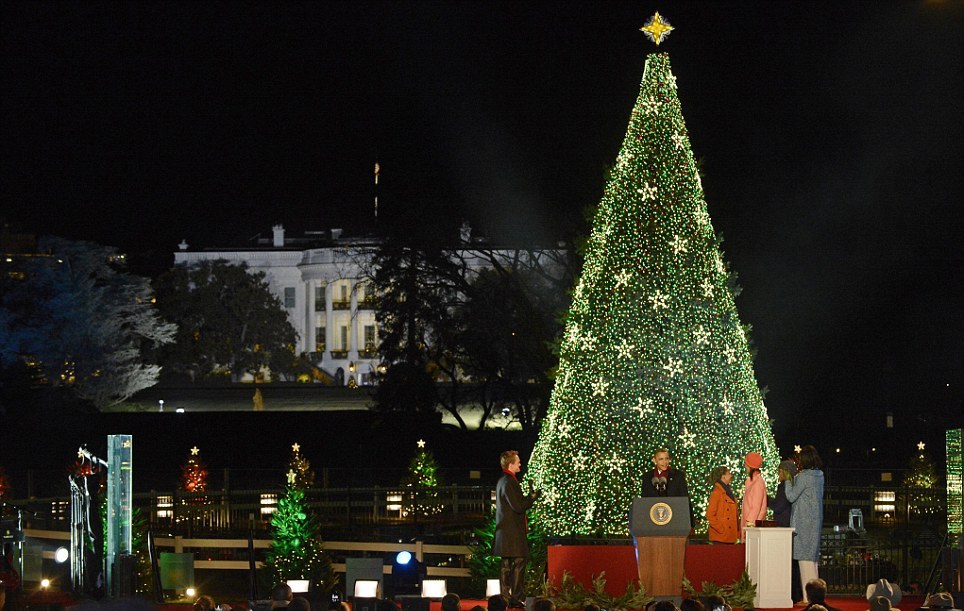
[768,459,801,602]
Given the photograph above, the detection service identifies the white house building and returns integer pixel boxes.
[173,224,566,386]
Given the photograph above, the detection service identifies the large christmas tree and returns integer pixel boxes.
[528,15,779,537]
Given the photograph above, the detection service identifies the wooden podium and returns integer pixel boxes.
[630,497,691,597]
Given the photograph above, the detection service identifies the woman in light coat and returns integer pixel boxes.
[741,451,767,539]
[785,445,825,603]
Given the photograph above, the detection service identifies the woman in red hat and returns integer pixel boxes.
[741,451,767,539]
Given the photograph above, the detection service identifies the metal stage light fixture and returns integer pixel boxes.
[391,550,423,597]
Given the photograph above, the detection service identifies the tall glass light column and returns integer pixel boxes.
[106,434,133,596]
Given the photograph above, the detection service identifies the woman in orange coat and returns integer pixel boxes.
[706,466,739,543]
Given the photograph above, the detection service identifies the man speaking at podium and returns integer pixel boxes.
[642,447,689,497]
[641,447,693,526]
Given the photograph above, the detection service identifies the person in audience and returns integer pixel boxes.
[376,600,400,611]
[865,579,902,606]
[804,578,841,611]
[786,445,825,602]
[195,595,216,611]
[741,451,767,539]
[270,583,294,609]
[869,597,892,611]
[532,599,555,611]
[328,603,350,611]
[705,594,728,611]
[903,581,923,596]
[706,466,738,543]
[442,594,462,611]
[488,594,509,611]
[288,597,311,611]
[470,606,487,611]
[680,599,704,611]
[584,604,601,611]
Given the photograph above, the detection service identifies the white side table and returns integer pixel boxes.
[745,526,795,609]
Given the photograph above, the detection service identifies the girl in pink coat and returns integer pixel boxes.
[741,451,767,539]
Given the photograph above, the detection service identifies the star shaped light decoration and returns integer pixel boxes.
[917,441,925,451]
[669,235,689,255]
[591,374,610,397]
[724,346,738,364]
[579,331,598,352]
[632,397,655,418]
[291,442,301,453]
[566,322,582,345]
[608,452,628,473]
[663,357,684,378]
[286,469,297,485]
[720,395,736,416]
[190,446,200,456]
[640,11,674,47]
[614,269,632,289]
[417,439,427,448]
[649,290,669,310]
[679,426,696,448]
[701,278,715,297]
[615,338,636,360]
[638,182,658,201]
[794,444,802,454]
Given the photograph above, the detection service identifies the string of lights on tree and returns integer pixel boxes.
[264,443,335,593]
[528,13,779,536]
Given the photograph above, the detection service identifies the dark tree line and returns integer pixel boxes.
[152,259,299,383]
[368,236,575,435]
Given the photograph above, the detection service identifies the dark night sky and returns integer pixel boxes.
[2,2,962,455]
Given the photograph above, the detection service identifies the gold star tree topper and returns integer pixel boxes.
[641,12,674,46]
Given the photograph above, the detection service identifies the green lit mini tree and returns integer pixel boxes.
[904,441,942,520]
[264,443,335,593]
[401,439,444,517]
[528,16,779,536]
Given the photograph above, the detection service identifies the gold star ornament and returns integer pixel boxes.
[417,439,426,448]
[292,442,301,453]
[190,446,200,456]
[641,12,674,46]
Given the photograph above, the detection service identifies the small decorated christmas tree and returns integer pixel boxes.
[179,446,209,504]
[401,439,444,517]
[904,441,942,520]
[264,443,336,593]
